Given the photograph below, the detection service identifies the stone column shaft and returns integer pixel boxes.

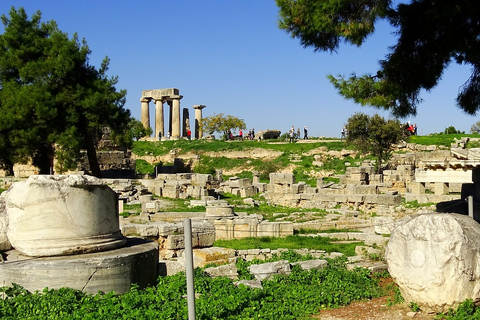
[140,98,151,130]
[155,99,164,139]
[193,105,206,139]
[171,98,181,139]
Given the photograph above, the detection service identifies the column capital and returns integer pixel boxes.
[140,97,151,103]
[193,104,206,110]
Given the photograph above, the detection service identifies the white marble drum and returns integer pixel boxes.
[5,175,126,257]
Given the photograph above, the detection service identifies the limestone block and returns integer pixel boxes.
[0,194,11,251]
[292,260,328,271]
[334,194,348,203]
[240,186,257,198]
[5,175,125,257]
[347,261,388,273]
[191,174,212,186]
[192,247,236,268]
[212,220,234,240]
[415,169,472,184]
[227,177,240,187]
[195,230,215,247]
[158,259,185,276]
[204,263,238,279]
[346,194,365,203]
[376,194,402,206]
[254,182,267,192]
[162,186,180,199]
[238,178,252,189]
[233,223,254,239]
[234,280,263,289]
[257,221,293,237]
[248,260,291,281]
[374,216,395,234]
[157,222,183,236]
[269,173,295,185]
[138,194,153,203]
[434,182,449,195]
[386,213,480,313]
[164,234,186,250]
[299,193,315,200]
[411,182,426,194]
[205,205,234,217]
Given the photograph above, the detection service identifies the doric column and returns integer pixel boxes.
[155,99,164,139]
[167,100,173,138]
[182,108,190,138]
[193,105,206,139]
[171,96,182,139]
[140,97,151,130]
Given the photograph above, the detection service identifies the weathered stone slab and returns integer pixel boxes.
[204,263,238,279]
[386,213,480,313]
[233,280,263,289]
[292,259,328,271]
[248,260,291,281]
[415,169,473,183]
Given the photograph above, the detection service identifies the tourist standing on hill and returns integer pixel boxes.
[252,128,255,140]
[239,129,243,140]
[289,126,295,143]
[304,126,308,139]
[341,127,347,141]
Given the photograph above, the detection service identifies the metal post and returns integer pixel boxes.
[184,218,196,320]
[468,195,474,219]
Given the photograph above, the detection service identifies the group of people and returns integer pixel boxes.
[288,126,308,143]
[226,128,255,140]
[405,122,418,136]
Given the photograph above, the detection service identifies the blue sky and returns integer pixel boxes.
[1,1,477,137]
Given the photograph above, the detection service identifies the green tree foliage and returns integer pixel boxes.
[0,7,131,176]
[115,118,152,148]
[276,0,480,117]
[471,121,480,134]
[444,126,464,135]
[345,113,404,172]
[201,113,246,137]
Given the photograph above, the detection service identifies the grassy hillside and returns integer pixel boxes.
[132,134,480,182]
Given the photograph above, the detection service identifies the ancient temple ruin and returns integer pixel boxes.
[140,88,206,140]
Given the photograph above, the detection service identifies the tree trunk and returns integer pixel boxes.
[85,128,102,178]
[33,144,54,174]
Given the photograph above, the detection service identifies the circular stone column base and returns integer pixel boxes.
[0,238,159,295]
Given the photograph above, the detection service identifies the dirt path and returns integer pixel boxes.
[311,279,436,319]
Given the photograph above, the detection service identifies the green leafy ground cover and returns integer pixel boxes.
[0,256,385,319]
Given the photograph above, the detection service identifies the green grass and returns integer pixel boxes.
[135,159,158,175]
[214,235,363,256]
[407,133,477,147]
[402,199,436,208]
